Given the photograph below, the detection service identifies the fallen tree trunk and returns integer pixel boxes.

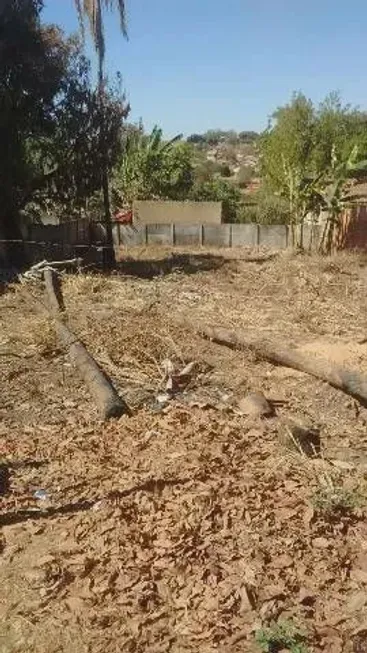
[44,269,130,420]
[190,323,367,406]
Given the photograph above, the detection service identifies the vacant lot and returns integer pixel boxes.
[1,247,367,653]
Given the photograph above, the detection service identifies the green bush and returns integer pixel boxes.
[255,620,308,653]
[190,178,243,222]
[241,189,291,224]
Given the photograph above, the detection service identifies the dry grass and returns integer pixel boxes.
[1,249,367,652]
[24,314,60,357]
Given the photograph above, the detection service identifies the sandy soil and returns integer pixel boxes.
[1,247,367,652]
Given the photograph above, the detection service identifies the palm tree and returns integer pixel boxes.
[74,0,128,267]
[74,1,127,84]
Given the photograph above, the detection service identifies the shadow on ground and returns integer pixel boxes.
[116,253,226,279]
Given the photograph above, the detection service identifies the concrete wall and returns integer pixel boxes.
[174,224,203,246]
[202,225,231,247]
[146,224,173,245]
[114,223,324,250]
[2,223,321,274]
[231,224,259,247]
[259,224,288,249]
[118,224,146,247]
[133,200,222,225]
[24,218,322,252]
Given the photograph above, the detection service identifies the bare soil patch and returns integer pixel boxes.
[1,248,367,652]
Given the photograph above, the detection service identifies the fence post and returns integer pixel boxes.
[200,225,204,246]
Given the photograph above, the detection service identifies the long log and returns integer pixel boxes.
[190,323,367,406]
[44,269,130,420]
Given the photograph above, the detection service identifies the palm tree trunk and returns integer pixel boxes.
[101,165,115,268]
[98,67,116,269]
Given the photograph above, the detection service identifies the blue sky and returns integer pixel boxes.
[43,0,367,137]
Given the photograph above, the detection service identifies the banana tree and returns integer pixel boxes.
[317,145,367,254]
[113,125,184,206]
[278,156,324,248]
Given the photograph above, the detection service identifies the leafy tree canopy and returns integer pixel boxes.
[190,178,243,223]
[260,91,367,194]
[113,125,194,206]
[0,0,129,233]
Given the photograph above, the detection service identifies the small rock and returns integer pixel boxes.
[63,399,77,408]
[33,489,48,501]
[298,587,315,605]
[312,537,331,549]
[237,391,273,418]
[351,569,367,584]
[156,393,171,404]
[347,591,367,613]
[65,596,85,613]
[262,584,286,600]
[330,459,355,471]
[270,554,293,569]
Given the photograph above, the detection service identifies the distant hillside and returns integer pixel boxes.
[186,129,260,190]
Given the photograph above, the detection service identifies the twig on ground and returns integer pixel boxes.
[20,258,83,282]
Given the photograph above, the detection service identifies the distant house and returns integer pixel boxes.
[242,178,261,195]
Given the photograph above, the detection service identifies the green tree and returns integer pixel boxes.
[193,159,222,184]
[313,92,367,172]
[190,178,243,222]
[187,133,206,145]
[260,93,317,241]
[26,53,129,224]
[241,187,291,225]
[113,126,194,205]
[260,92,315,192]
[237,165,255,187]
[260,91,367,246]
[0,0,128,241]
[0,0,68,245]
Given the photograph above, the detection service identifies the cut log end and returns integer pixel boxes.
[103,397,131,420]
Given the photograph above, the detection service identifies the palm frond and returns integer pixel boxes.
[73,0,128,75]
[115,0,128,38]
[74,0,85,36]
[350,159,367,172]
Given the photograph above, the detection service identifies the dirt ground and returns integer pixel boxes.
[1,246,367,652]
